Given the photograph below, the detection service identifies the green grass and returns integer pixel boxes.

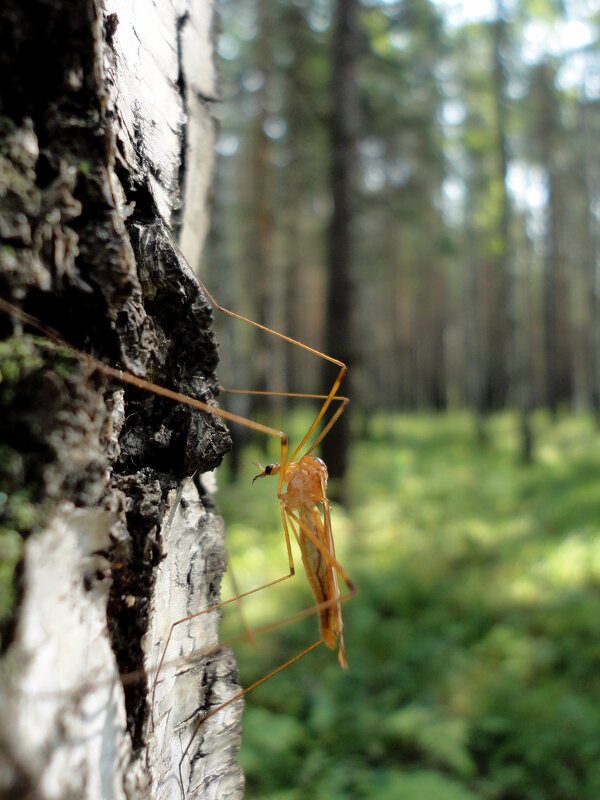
[217,412,600,800]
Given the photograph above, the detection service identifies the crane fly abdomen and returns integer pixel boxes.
[297,506,338,650]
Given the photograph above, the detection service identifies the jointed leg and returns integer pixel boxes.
[195,281,347,465]
[222,388,349,463]
[177,639,323,800]
[304,396,349,456]
[150,519,296,730]
[174,574,358,797]
[225,546,255,647]
[0,298,289,446]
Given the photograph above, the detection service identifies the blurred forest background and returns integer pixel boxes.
[201,0,600,798]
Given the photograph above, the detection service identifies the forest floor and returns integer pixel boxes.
[217,412,600,800]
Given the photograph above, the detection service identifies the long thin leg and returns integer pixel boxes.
[224,544,255,646]
[222,388,349,456]
[30,587,356,700]
[150,469,298,730]
[304,397,349,456]
[0,296,347,481]
[0,297,290,457]
[286,367,345,465]
[177,640,324,800]
[222,389,346,401]
[198,281,343,374]
[1,303,351,630]
[0,298,294,553]
[151,566,296,729]
[155,495,354,730]
[282,502,301,549]
[195,281,347,486]
[0,303,348,536]
[218,488,299,665]
[175,536,358,799]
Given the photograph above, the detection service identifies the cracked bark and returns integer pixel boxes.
[0,2,244,799]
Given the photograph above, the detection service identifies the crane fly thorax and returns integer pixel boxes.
[283,456,328,508]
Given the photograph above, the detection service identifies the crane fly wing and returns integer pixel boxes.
[291,490,347,669]
[321,473,347,670]
[293,506,336,651]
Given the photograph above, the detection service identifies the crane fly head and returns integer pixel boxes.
[252,462,281,484]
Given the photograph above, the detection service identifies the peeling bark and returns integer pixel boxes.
[0,2,243,799]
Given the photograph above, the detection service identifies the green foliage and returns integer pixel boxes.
[219,413,600,799]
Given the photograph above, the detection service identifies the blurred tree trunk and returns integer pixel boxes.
[535,61,572,416]
[283,4,313,398]
[487,2,511,412]
[247,0,279,424]
[581,97,600,426]
[0,2,244,798]
[464,190,488,442]
[322,0,359,491]
[492,0,533,461]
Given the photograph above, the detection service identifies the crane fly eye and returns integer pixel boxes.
[265,464,274,475]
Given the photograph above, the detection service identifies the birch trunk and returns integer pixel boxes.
[0,1,244,798]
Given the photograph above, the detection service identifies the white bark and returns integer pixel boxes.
[1,508,131,799]
[147,478,243,800]
[0,1,243,798]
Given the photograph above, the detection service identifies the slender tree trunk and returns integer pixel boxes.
[580,97,600,425]
[283,7,312,398]
[492,0,534,460]
[322,0,359,491]
[464,191,488,442]
[246,0,281,426]
[0,3,244,798]
[487,2,511,413]
[537,61,571,417]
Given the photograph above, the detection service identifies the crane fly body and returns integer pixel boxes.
[253,454,347,669]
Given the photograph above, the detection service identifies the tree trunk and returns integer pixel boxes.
[536,61,571,417]
[321,0,359,491]
[492,0,533,461]
[581,98,600,426]
[0,2,244,799]
[485,1,511,413]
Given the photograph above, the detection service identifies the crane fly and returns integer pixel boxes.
[0,288,355,799]
[253,454,348,669]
